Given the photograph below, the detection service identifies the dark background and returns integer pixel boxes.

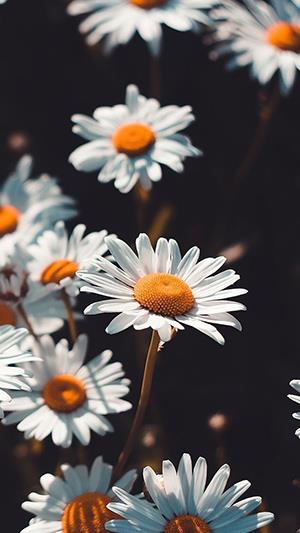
[0,0,299,531]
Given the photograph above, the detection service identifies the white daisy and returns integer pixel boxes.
[28,221,110,297]
[209,0,300,95]
[69,84,201,194]
[0,325,39,417]
[21,455,137,533]
[2,334,132,446]
[288,379,300,438]
[0,156,76,258]
[106,453,274,533]
[78,233,247,343]
[0,244,67,335]
[67,0,214,55]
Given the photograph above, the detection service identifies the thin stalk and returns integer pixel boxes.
[61,289,78,344]
[17,303,38,340]
[112,330,161,482]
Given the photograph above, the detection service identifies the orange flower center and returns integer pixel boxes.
[43,374,86,413]
[0,303,17,326]
[164,515,211,533]
[62,492,118,533]
[266,21,300,51]
[134,273,195,316]
[0,205,20,237]
[40,259,79,285]
[130,0,166,8]
[112,123,156,157]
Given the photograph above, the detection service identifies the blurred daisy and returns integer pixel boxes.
[2,334,132,447]
[0,244,67,334]
[288,379,300,438]
[0,156,76,257]
[28,221,110,297]
[78,233,247,343]
[106,453,274,533]
[21,455,137,533]
[209,0,300,95]
[0,325,39,417]
[69,84,201,194]
[67,0,213,55]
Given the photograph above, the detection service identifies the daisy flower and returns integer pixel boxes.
[0,325,39,417]
[288,379,300,438]
[21,455,137,533]
[78,233,247,343]
[28,221,110,297]
[67,0,213,56]
[2,334,132,447]
[209,0,300,95]
[0,244,67,335]
[106,453,274,533]
[69,84,201,194]
[0,156,76,258]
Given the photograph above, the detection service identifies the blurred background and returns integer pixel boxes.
[0,0,299,531]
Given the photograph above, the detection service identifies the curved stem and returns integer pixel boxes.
[17,303,38,340]
[61,289,78,345]
[112,330,161,482]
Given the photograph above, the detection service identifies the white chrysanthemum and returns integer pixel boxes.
[78,233,247,343]
[0,156,76,258]
[2,334,132,447]
[288,379,300,438]
[28,221,110,297]
[209,0,300,95]
[0,243,67,334]
[106,453,274,533]
[21,455,137,533]
[69,84,201,194]
[0,325,39,417]
[67,0,214,55]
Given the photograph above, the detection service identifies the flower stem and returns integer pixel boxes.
[17,303,38,340]
[61,289,78,345]
[112,330,161,482]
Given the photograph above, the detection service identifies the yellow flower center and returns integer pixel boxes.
[62,492,118,533]
[130,0,166,7]
[43,374,86,413]
[134,273,195,316]
[112,123,156,157]
[0,303,17,326]
[164,515,211,533]
[266,21,300,51]
[0,205,20,237]
[40,259,79,285]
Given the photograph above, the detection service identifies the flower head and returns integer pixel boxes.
[0,325,39,417]
[2,334,132,446]
[67,0,213,55]
[209,0,300,95]
[78,233,247,343]
[28,221,110,297]
[0,156,76,257]
[288,379,300,438]
[106,453,274,533]
[21,455,137,533]
[69,84,201,193]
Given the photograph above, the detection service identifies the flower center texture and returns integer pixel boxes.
[112,123,156,157]
[266,21,300,51]
[0,303,17,326]
[164,515,211,533]
[130,0,166,8]
[0,205,20,237]
[41,259,79,285]
[62,492,118,533]
[134,273,195,316]
[43,374,86,413]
